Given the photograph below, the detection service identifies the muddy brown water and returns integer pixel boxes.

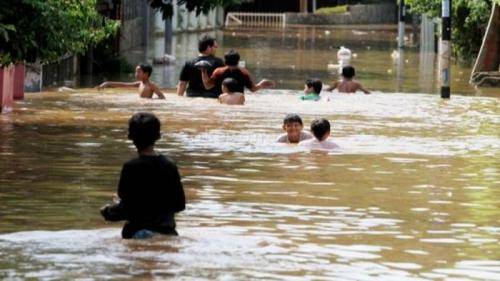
[0,26,499,279]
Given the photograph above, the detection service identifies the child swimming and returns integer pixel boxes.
[327,66,370,94]
[100,112,185,239]
[97,64,166,99]
[276,114,313,144]
[300,78,322,101]
[299,118,339,150]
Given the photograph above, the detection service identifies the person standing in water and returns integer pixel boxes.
[327,66,370,94]
[218,78,245,105]
[200,50,275,94]
[97,64,165,99]
[177,35,224,98]
[100,112,186,239]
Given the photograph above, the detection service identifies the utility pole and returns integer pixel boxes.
[300,0,308,13]
[398,0,405,48]
[440,0,451,98]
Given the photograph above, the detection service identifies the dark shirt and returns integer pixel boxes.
[179,55,224,98]
[117,154,185,223]
[211,66,254,93]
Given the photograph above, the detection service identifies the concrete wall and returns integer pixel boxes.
[172,4,224,33]
[120,0,147,53]
[285,4,397,25]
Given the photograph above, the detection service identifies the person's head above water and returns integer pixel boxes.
[282,114,305,143]
[341,66,355,80]
[128,112,161,151]
[310,118,330,141]
[305,78,323,95]
[198,35,218,55]
[224,50,240,67]
[222,78,240,94]
[135,64,152,80]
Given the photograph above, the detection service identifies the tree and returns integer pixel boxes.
[148,0,244,19]
[405,0,493,62]
[0,0,119,66]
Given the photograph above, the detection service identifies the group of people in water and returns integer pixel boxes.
[99,35,370,239]
[97,35,370,104]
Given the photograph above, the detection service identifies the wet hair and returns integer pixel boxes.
[224,50,240,66]
[306,78,323,94]
[138,63,153,77]
[342,66,355,79]
[222,78,240,93]
[128,112,161,150]
[198,35,216,53]
[283,113,303,125]
[310,118,330,140]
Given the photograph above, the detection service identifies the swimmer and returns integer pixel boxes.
[327,66,370,94]
[299,118,339,150]
[201,50,275,94]
[100,112,186,239]
[97,64,165,99]
[219,78,245,105]
[300,78,322,101]
[276,114,313,144]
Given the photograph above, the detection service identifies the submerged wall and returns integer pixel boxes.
[285,4,397,25]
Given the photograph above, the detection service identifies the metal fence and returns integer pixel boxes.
[225,12,286,28]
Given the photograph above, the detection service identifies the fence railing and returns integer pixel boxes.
[225,12,286,28]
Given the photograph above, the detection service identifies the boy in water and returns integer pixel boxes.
[327,66,370,94]
[299,118,339,150]
[276,114,313,144]
[97,64,165,99]
[219,78,245,105]
[100,112,185,239]
[300,78,322,101]
[201,50,275,93]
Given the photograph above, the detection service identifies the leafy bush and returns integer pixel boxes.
[406,0,493,62]
[0,0,119,66]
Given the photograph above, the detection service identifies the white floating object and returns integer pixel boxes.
[391,50,400,60]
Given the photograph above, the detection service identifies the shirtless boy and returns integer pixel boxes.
[219,78,245,105]
[97,64,165,99]
[327,66,370,94]
[299,118,340,150]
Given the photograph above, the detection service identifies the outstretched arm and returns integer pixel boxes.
[97,81,140,89]
[325,81,338,92]
[249,79,275,92]
[201,69,215,90]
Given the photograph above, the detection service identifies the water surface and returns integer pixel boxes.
[0,89,499,279]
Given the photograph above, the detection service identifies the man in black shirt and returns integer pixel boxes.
[101,113,186,239]
[177,35,224,98]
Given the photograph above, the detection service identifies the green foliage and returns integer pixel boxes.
[406,0,493,61]
[0,0,119,66]
[315,5,348,15]
[149,0,243,19]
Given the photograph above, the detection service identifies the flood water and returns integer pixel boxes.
[1,26,500,280]
[117,26,498,97]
